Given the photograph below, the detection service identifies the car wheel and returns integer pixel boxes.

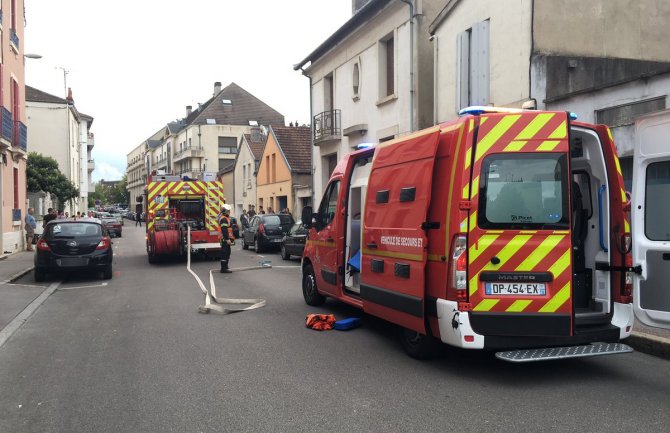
[242,237,248,250]
[399,327,438,360]
[34,268,46,282]
[302,264,325,306]
[103,265,113,280]
[281,244,289,260]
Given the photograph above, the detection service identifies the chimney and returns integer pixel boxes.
[66,87,74,105]
[250,126,262,143]
[186,105,192,116]
[213,81,222,96]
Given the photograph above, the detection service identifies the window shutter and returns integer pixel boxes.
[456,31,470,112]
[470,20,490,106]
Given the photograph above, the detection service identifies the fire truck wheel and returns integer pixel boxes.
[148,254,158,264]
[399,327,438,360]
[242,237,248,250]
[302,264,325,306]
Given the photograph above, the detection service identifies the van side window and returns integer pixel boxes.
[318,180,341,229]
[478,153,569,229]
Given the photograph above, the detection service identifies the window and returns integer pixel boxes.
[378,33,395,98]
[457,20,489,110]
[324,73,334,112]
[13,168,19,209]
[266,155,270,183]
[218,136,237,154]
[596,98,666,128]
[478,153,569,229]
[645,160,670,241]
[319,180,341,229]
[271,153,276,183]
[352,62,360,97]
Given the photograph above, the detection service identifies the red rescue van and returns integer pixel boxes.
[301,107,639,362]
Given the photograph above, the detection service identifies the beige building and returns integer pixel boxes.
[430,0,670,187]
[0,0,28,253]
[256,125,312,217]
[295,0,443,198]
[233,129,266,216]
[25,86,95,215]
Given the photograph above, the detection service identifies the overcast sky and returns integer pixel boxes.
[24,0,352,182]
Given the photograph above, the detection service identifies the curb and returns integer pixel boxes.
[0,266,35,285]
[627,331,670,360]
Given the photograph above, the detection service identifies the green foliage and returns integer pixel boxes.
[27,152,79,210]
[92,175,130,207]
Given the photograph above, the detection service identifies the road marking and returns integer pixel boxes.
[0,280,61,349]
[6,282,49,288]
[58,282,109,291]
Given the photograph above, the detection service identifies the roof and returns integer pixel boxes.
[270,126,312,174]
[183,82,284,127]
[167,121,185,135]
[244,133,266,160]
[25,85,68,104]
[217,159,236,175]
[294,0,391,71]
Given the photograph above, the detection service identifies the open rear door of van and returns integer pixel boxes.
[632,109,670,329]
[361,127,441,334]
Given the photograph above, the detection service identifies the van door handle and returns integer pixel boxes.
[366,242,378,249]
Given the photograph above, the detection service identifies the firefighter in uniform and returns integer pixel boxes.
[219,204,234,273]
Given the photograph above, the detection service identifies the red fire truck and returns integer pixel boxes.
[144,173,225,263]
[300,107,640,362]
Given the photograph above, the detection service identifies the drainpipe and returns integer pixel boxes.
[298,66,314,205]
[431,34,438,124]
[400,0,415,132]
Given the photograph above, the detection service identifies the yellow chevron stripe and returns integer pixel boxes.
[464,147,472,170]
[548,121,567,139]
[470,234,533,295]
[148,183,160,201]
[468,119,475,133]
[473,299,500,312]
[537,140,561,151]
[549,249,571,279]
[506,300,533,313]
[515,235,565,272]
[460,216,468,232]
[539,282,571,313]
[625,219,630,233]
[471,176,480,199]
[148,221,154,230]
[607,127,614,142]
[475,115,522,162]
[621,188,627,203]
[503,140,528,152]
[469,272,480,296]
[614,155,622,175]
[469,211,478,232]
[468,233,499,264]
[519,230,538,234]
[462,182,470,199]
[515,113,555,140]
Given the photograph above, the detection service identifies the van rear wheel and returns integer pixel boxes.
[399,327,438,360]
[302,264,325,306]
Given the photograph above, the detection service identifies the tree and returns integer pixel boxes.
[27,152,79,211]
[91,175,130,207]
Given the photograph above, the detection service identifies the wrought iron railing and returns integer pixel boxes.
[14,121,27,151]
[10,29,19,50]
[313,109,341,144]
[1,107,12,142]
[174,145,203,157]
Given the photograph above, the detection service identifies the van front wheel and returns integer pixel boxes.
[302,264,325,306]
[399,327,438,360]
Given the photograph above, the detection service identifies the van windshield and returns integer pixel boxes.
[478,153,569,229]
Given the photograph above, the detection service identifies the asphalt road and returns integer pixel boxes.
[1,224,669,433]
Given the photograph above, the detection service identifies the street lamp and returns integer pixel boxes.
[24,53,42,59]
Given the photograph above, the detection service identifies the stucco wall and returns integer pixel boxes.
[533,0,670,61]
[234,139,258,215]
[432,0,533,122]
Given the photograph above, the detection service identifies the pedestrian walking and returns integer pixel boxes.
[218,204,233,273]
[240,209,249,229]
[135,203,142,227]
[25,207,36,252]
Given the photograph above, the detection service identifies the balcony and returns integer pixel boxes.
[13,120,27,152]
[1,107,12,145]
[313,109,341,145]
[88,159,95,171]
[173,145,203,162]
[9,29,19,52]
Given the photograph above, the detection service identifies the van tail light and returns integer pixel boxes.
[258,223,265,234]
[37,239,51,251]
[449,235,470,310]
[96,237,111,250]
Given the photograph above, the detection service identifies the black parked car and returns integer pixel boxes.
[241,214,294,253]
[34,219,114,282]
[280,221,307,260]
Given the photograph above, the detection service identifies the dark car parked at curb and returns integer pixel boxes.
[241,214,294,253]
[281,221,307,260]
[34,219,114,282]
[101,217,122,237]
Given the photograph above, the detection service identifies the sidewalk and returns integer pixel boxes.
[0,249,668,358]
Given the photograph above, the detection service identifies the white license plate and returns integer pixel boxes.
[272,239,282,243]
[485,282,546,296]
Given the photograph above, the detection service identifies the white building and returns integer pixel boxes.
[294,0,443,198]
[25,86,95,214]
[233,129,266,216]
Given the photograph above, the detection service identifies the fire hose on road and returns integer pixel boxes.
[185,227,267,314]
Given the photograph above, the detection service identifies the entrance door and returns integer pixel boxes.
[361,127,441,333]
[632,110,670,329]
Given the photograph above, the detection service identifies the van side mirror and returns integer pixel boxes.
[302,206,313,228]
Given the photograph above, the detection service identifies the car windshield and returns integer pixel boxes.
[46,222,102,238]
